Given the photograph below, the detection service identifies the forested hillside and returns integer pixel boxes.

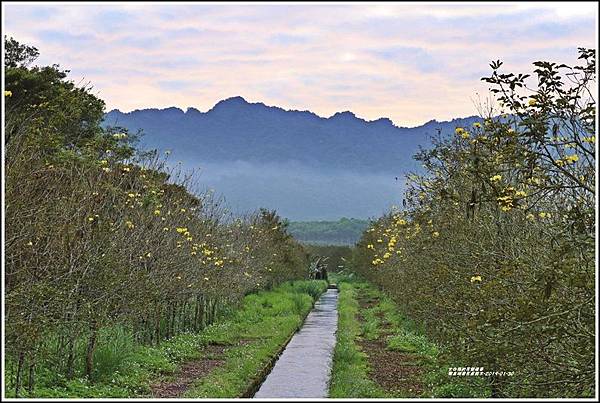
[287,218,370,245]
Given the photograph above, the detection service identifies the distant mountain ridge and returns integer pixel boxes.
[102,97,481,220]
[104,96,480,173]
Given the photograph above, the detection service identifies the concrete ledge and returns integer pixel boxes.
[240,290,324,398]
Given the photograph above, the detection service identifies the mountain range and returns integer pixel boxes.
[103,97,480,220]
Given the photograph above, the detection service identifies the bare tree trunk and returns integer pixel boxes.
[15,351,25,397]
[66,333,77,380]
[84,322,98,381]
[27,361,35,393]
[154,305,161,346]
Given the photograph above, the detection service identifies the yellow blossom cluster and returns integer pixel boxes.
[455,127,470,139]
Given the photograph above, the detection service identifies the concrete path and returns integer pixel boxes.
[253,288,339,398]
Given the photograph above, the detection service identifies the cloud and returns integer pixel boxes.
[370,46,440,73]
[3,2,596,126]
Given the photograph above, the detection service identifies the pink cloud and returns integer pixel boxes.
[3,2,597,126]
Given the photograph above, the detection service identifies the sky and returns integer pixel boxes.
[3,1,598,126]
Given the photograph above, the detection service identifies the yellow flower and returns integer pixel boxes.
[180,208,186,213]
[102,167,111,172]
[127,193,136,198]
[432,231,440,237]
[125,220,135,229]
[470,275,482,283]
[122,166,131,172]
[163,227,169,232]
[526,213,535,220]
[153,209,161,216]
[490,174,502,182]
[583,136,595,143]
[473,122,481,128]
[26,241,33,246]
[203,277,209,281]
[176,227,188,233]
[515,191,527,198]
[383,252,391,259]
[539,212,551,219]
[528,98,537,106]
[455,127,470,139]
[564,154,579,164]
[100,159,108,165]
[5,90,13,97]
[88,216,96,222]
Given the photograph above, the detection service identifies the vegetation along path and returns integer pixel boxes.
[254,287,339,398]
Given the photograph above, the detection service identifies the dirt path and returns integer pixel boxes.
[150,343,229,398]
[356,296,425,396]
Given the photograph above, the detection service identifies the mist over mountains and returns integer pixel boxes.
[104,97,480,220]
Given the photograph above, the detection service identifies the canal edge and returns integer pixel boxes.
[240,285,335,398]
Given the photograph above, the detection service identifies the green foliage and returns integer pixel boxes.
[353,49,596,397]
[4,36,39,68]
[287,218,370,245]
[280,279,328,300]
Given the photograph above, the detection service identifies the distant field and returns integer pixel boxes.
[287,218,370,245]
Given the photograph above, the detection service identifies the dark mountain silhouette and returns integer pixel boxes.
[104,96,479,173]
[102,97,481,220]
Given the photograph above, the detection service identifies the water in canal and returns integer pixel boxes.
[253,288,339,398]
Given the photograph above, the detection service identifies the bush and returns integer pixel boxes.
[352,48,595,397]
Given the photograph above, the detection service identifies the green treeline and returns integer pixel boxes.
[287,218,370,245]
[4,37,309,396]
[352,50,596,397]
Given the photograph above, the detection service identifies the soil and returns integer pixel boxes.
[356,297,424,396]
[358,297,379,310]
[150,343,228,398]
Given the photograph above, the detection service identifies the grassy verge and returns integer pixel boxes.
[329,274,490,398]
[5,280,328,398]
[328,281,386,397]
[184,280,327,397]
